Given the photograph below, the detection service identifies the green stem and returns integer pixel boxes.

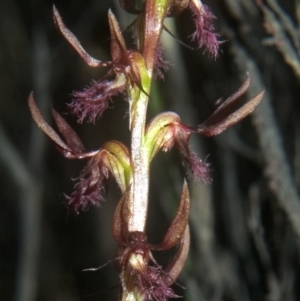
[124,51,151,233]
[126,0,172,233]
[128,90,150,232]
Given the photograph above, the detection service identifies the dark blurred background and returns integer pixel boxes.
[1,0,300,300]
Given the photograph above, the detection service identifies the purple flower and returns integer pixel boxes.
[145,77,264,184]
[28,93,132,213]
[113,182,190,301]
[53,6,147,123]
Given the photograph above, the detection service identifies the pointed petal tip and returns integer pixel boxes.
[256,89,265,101]
[156,180,190,250]
[52,5,61,22]
[107,9,117,23]
[28,91,34,104]
[164,224,190,285]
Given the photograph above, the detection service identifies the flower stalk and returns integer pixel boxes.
[28,1,264,300]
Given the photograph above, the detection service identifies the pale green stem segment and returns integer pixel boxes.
[129,90,150,232]
[127,53,151,233]
[126,0,173,233]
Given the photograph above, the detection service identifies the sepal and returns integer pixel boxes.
[164,224,190,285]
[151,180,190,250]
[144,112,183,161]
[53,5,111,68]
[28,92,97,159]
[102,141,132,192]
[198,77,264,136]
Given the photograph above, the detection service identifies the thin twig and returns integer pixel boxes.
[260,2,300,78]
[265,0,300,55]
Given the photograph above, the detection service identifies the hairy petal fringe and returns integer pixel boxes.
[66,176,104,214]
[175,128,212,184]
[187,150,212,184]
[70,77,126,124]
[66,158,109,214]
[154,43,169,80]
[136,265,179,301]
[190,2,220,58]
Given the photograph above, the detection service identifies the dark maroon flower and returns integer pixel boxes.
[28,93,132,214]
[120,0,220,59]
[53,6,147,123]
[113,182,190,301]
[145,112,212,184]
[145,77,264,184]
